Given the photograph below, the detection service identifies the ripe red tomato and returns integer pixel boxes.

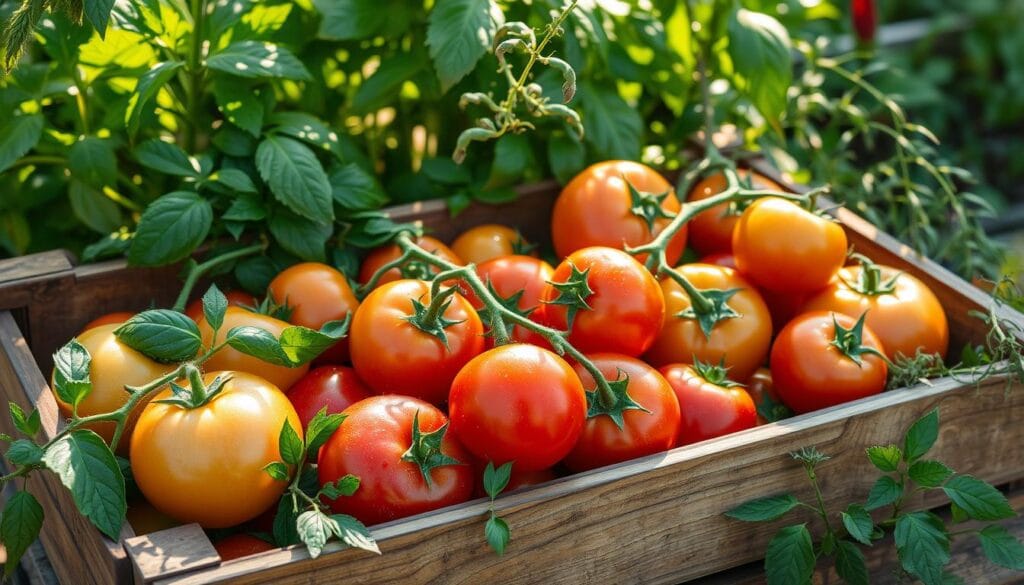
[687,171,782,255]
[758,287,810,334]
[746,367,788,425]
[287,366,371,432]
[214,534,276,561]
[659,363,756,445]
[770,311,888,414]
[131,371,302,528]
[268,262,360,364]
[198,307,309,392]
[357,236,463,289]
[349,279,484,404]
[318,395,473,526]
[732,197,847,292]
[644,264,772,383]
[449,344,586,472]
[801,264,949,360]
[462,255,554,347]
[541,247,664,357]
[700,252,737,270]
[185,290,256,323]
[451,224,534,265]
[563,354,680,472]
[552,160,687,265]
[81,311,135,332]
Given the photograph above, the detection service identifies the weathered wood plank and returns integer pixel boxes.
[125,524,220,584]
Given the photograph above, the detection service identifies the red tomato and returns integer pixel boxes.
[214,534,276,561]
[644,264,773,383]
[563,354,681,472]
[552,160,687,265]
[462,255,555,348]
[770,311,888,414]
[449,344,586,472]
[732,197,847,292]
[541,247,664,357]
[268,262,360,364]
[450,224,535,265]
[198,307,309,392]
[687,171,782,255]
[81,311,135,332]
[746,367,789,425]
[349,279,484,404]
[758,287,810,333]
[318,395,473,526]
[185,290,256,322]
[700,252,737,269]
[357,236,463,289]
[659,363,756,445]
[287,366,371,432]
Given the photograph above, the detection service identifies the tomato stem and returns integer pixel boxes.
[76,365,186,451]
[172,243,265,313]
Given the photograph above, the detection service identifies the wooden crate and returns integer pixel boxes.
[0,176,1022,585]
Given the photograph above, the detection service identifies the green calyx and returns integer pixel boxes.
[257,292,294,321]
[404,287,465,349]
[401,411,462,488]
[477,280,533,344]
[691,357,742,388]
[586,369,650,430]
[510,230,538,256]
[829,312,887,366]
[841,253,900,296]
[153,366,228,409]
[675,286,743,339]
[545,261,594,331]
[626,178,676,233]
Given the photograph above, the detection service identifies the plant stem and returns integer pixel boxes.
[76,365,186,451]
[185,0,207,153]
[7,155,66,170]
[71,65,90,135]
[172,243,265,312]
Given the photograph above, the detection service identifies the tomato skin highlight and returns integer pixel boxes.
[214,534,276,561]
[687,171,782,255]
[770,311,888,414]
[81,311,135,332]
[130,371,302,529]
[358,236,463,289]
[552,160,687,264]
[287,366,371,432]
[268,262,360,364]
[732,197,847,293]
[448,344,587,472]
[198,307,309,392]
[659,364,757,445]
[185,290,256,323]
[317,395,473,526]
[563,354,681,472]
[541,247,665,357]
[699,252,737,270]
[451,224,533,265]
[350,279,484,405]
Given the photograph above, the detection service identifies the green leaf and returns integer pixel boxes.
[272,497,300,547]
[950,503,968,524]
[297,509,335,558]
[942,475,1016,521]
[52,340,92,408]
[329,163,387,211]
[330,514,379,554]
[725,494,800,522]
[256,136,333,223]
[81,231,132,263]
[908,460,954,488]
[865,475,903,511]
[268,210,332,262]
[202,284,228,332]
[9,402,40,437]
[0,114,43,174]
[764,524,814,585]
[209,169,258,194]
[427,0,502,92]
[351,54,427,115]
[473,186,517,205]
[278,419,304,466]
[894,511,950,585]
[865,445,902,473]
[135,140,200,177]
[483,461,512,500]
[269,112,343,160]
[212,78,265,137]
[485,514,510,556]
[306,408,346,454]
[221,194,265,223]
[114,310,202,363]
[547,131,585,185]
[727,9,792,125]
[0,491,43,576]
[904,408,940,464]
[262,461,290,481]
[126,61,184,137]
[835,540,869,585]
[207,41,311,80]
[278,320,350,366]
[84,0,115,37]
[225,326,291,367]
[68,137,117,189]
[486,133,532,189]
[6,439,44,466]
[578,81,641,160]
[128,192,212,267]
[313,0,388,40]
[42,430,126,540]
[321,475,360,499]
[841,504,874,546]
[68,181,122,234]
[978,524,1024,570]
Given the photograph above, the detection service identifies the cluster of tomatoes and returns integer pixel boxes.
[63,159,950,559]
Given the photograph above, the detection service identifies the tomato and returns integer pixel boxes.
[198,307,309,392]
[268,262,360,364]
[214,534,276,561]
[541,247,664,357]
[185,290,256,323]
[81,311,135,332]
[449,344,586,472]
[770,311,888,414]
[700,252,737,270]
[659,363,756,445]
[318,395,473,526]
[131,371,302,528]
[462,255,554,347]
[51,324,172,453]
[759,287,810,333]
[801,263,949,360]
[287,366,370,432]
[732,197,847,292]
[349,279,484,404]
[125,497,180,536]
[451,224,534,265]
[552,160,687,265]
[687,171,782,255]
[746,367,789,425]
[563,354,680,472]
[644,264,772,382]
[357,236,463,289]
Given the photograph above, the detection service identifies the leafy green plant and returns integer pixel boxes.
[726,409,1024,584]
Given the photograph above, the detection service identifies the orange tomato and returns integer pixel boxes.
[198,307,309,392]
[268,262,360,364]
[185,290,256,322]
[687,171,782,255]
[450,224,534,265]
[80,311,135,333]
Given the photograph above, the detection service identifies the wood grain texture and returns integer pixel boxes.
[125,524,220,584]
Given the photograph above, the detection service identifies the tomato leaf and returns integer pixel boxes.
[835,539,869,585]
[278,419,304,466]
[9,402,40,438]
[268,209,332,262]
[483,461,512,500]
[207,41,311,80]
[578,81,642,160]
[330,163,388,211]
[128,192,213,266]
[725,494,800,522]
[908,460,953,488]
[894,511,950,585]
[979,524,1024,570]
[68,137,117,190]
[126,61,184,137]
[68,181,123,234]
[296,509,335,558]
[52,340,93,409]
[320,475,360,500]
[222,194,266,221]
[262,461,290,482]
[42,430,126,541]
[256,136,333,223]
[0,114,44,174]
[841,504,874,546]
[202,284,229,333]
[211,77,265,138]
[270,112,343,161]
[134,140,201,177]
[726,9,792,127]
[272,497,301,547]
[865,475,903,511]
[114,309,202,363]
[427,0,502,92]
[484,514,510,556]
[903,408,940,464]
[0,491,44,576]
[865,444,902,472]
[278,318,350,366]
[331,514,380,554]
[6,439,44,466]
[306,408,347,454]
[941,475,1015,521]
[208,169,258,195]
[546,131,585,185]
[351,54,428,115]
[84,0,115,37]
[313,0,388,40]
[764,524,814,585]
[224,326,291,366]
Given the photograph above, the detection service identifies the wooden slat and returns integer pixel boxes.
[125,524,220,584]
